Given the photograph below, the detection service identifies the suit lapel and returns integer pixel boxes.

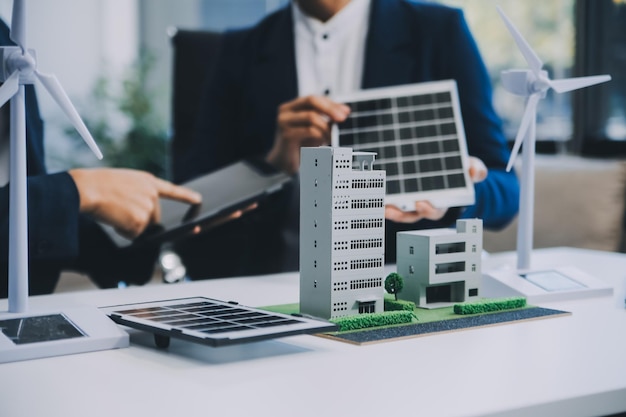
[242,6,298,151]
[362,0,417,89]
[250,5,298,106]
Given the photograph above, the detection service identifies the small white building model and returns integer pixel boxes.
[300,147,386,319]
[396,219,482,307]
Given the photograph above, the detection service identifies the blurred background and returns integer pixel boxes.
[0,0,624,178]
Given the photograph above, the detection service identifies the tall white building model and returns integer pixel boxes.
[396,219,482,307]
[300,147,386,319]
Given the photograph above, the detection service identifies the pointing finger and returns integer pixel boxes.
[154,177,202,204]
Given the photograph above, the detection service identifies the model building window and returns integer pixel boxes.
[358,301,376,314]
[435,242,465,254]
[435,261,465,274]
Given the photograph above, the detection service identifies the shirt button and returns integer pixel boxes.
[322,33,329,40]
[324,89,331,96]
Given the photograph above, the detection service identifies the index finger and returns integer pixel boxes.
[285,96,350,122]
[154,178,202,204]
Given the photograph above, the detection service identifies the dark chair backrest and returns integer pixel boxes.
[170,29,222,180]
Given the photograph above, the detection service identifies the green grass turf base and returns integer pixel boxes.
[322,307,569,345]
[261,302,570,345]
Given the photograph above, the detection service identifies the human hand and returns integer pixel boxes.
[468,156,487,183]
[385,201,448,223]
[189,202,258,235]
[69,168,202,239]
[266,95,350,174]
[384,156,488,223]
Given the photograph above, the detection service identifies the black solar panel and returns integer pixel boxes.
[332,80,475,210]
[101,297,337,348]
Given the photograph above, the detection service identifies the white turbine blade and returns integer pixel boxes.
[35,71,103,160]
[0,70,20,108]
[10,0,26,50]
[501,69,532,96]
[506,93,540,172]
[549,74,612,93]
[496,6,543,75]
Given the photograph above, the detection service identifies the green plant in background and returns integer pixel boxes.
[65,49,168,178]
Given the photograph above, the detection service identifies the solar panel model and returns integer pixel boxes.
[332,80,474,211]
[101,297,337,348]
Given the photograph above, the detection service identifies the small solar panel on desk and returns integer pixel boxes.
[100,297,337,348]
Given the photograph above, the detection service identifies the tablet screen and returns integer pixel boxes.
[101,158,291,247]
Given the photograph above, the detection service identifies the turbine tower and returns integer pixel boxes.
[0,0,103,313]
[0,0,127,363]
[496,6,611,270]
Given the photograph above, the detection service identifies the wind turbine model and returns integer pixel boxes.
[483,7,613,303]
[0,0,128,363]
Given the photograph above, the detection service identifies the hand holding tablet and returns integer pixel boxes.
[99,158,291,248]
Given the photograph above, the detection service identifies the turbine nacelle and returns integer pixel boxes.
[501,69,549,97]
[1,47,36,84]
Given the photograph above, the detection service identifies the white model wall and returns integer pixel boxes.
[300,147,385,320]
[397,219,483,306]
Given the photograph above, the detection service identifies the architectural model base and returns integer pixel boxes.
[483,265,613,304]
[0,306,128,363]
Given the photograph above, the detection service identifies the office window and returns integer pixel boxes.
[200,0,288,31]
[574,0,626,156]
[439,0,576,149]
[442,0,626,157]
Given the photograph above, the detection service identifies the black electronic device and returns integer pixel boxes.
[101,158,292,248]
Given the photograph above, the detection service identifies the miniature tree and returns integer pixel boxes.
[385,272,404,301]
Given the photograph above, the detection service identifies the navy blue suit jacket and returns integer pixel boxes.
[0,20,156,296]
[177,0,520,278]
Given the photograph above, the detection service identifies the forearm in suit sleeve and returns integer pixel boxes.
[0,172,80,263]
[438,8,520,229]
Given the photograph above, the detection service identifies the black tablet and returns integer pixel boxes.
[101,158,292,248]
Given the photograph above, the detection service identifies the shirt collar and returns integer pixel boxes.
[292,0,371,40]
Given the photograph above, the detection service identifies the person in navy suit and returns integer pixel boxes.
[176,0,520,279]
[0,19,202,297]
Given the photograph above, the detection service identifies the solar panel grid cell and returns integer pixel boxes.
[101,297,337,347]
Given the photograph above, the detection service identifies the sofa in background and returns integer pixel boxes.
[483,154,626,254]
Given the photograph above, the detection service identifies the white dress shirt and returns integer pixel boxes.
[292,0,371,98]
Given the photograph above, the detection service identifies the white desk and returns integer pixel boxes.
[1,247,625,417]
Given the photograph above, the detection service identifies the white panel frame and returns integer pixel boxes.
[332,80,474,210]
